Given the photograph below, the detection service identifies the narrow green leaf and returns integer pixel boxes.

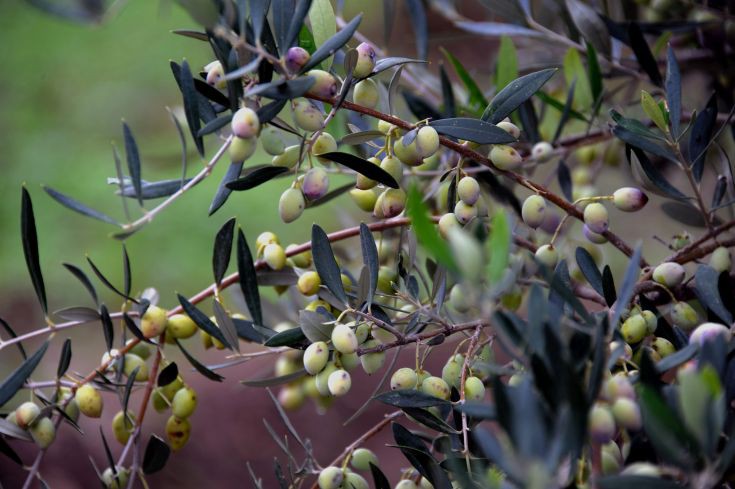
[21,188,47,314]
[57,338,72,378]
[175,339,224,381]
[586,41,603,105]
[311,224,348,305]
[563,48,592,110]
[429,118,516,145]
[375,390,449,408]
[300,14,362,73]
[309,0,336,69]
[406,0,428,60]
[43,186,120,226]
[212,217,236,286]
[157,362,179,387]
[122,122,143,206]
[694,265,733,324]
[226,166,290,191]
[442,48,487,113]
[359,223,378,306]
[482,68,557,123]
[488,212,510,283]
[177,294,232,350]
[0,341,49,408]
[317,152,399,188]
[495,36,518,92]
[209,162,244,216]
[641,90,668,133]
[63,263,98,305]
[665,44,681,137]
[179,60,204,156]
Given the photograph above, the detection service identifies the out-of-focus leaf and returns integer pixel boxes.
[660,201,710,228]
[309,0,336,69]
[694,266,733,324]
[638,385,698,467]
[553,78,577,143]
[340,130,385,145]
[403,90,443,121]
[263,327,308,348]
[598,476,684,489]
[392,423,452,488]
[563,48,592,110]
[586,42,602,107]
[566,0,610,56]
[318,152,399,188]
[173,0,218,27]
[0,435,23,465]
[641,90,668,133]
[407,185,456,271]
[246,77,316,100]
[54,306,99,322]
[369,463,391,489]
[439,64,456,118]
[371,57,426,77]
[359,223,378,306]
[429,118,516,145]
[482,69,556,123]
[611,244,643,328]
[117,178,194,200]
[406,0,428,60]
[21,188,47,314]
[43,186,119,226]
[285,0,314,50]
[495,36,518,92]
[0,341,49,407]
[257,99,288,124]
[441,48,487,113]
[375,390,450,408]
[241,369,307,387]
[311,225,348,305]
[628,22,662,86]
[488,212,510,283]
[177,294,232,350]
[300,14,362,73]
[689,93,717,182]
[273,0,295,50]
[665,44,681,137]
[557,160,573,201]
[454,21,541,38]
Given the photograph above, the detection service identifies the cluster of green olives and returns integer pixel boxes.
[317,447,377,489]
[5,400,57,449]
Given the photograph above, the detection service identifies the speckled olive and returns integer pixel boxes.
[165,415,191,451]
[390,367,418,390]
[279,188,306,223]
[360,339,385,374]
[306,69,339,98]
[297,271,321,295]
[612,187,649,212]
[293,99,325,132]
[166,314,198,340]
[327,369,352,396]
[670,302,699,330]
[415,126,440,158]
[332,323,359,354]
[453,200,477,225]
[535,244,558,268]
[531,141,554,162]
[75,384,103,418]
[420,376,450,400]
[489,145,522,170]
[652,262,686,288]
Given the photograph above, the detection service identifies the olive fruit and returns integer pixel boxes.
[588,403,616,443]
[612,187,649,212]
[353,42,377,78]
[57,387,80,422]
[360,339,386,374]
[670,302,699,330]
[165,415,191,451]
[315,363,339,396]
[393,138,423,167]
[15,401,40,429]
[535,244,558,268]
[279,188,306,223]
[256,231,279,252]
[75,384,103,418]
[204,60,225,88]
[531,141,554,162]
[123,353,149,381]
[112,410,135,445]
[272,144,302,168]
[261,243,286,271]
[457,176,480,205]
[101,467,130,489]
[355,157,379,190]
[441,354,464,389]
[231,107,260,139]
[464,376,486,401]
[651,336,675,358]
[350,188,378,212]
[449,283,472,313]
[390,367,418,390]
[641,310,658,335]
[351,447,379,470]
[312,132,338,158]
[286,245,312,268]
[415,126,440,158]
[689,322,731,345]
[336,351,359,371]
[305,299,332,313]
[453,201,477,225]
[285,46,310,73]
[332,323,359,354]
[420,376,451,400]
[521,195,546,229]
[621,314,647,344]
[380,155,403,183]
[353,79,380,108]
[297,271,321,295]
[278,385,305,410]
[583,224,608,244]
[141,305,167,338]
[293,99,325,132]
[377,266,398,294]
[260,126,286,155]
[229,136,257,163]
[306,69,339,98]
[572,167,592,186]
[303,341,329,374]
[490,145,522,170]
[611,397,642,430]
[652,262,686,288]
[343,472,369,489]
[327,369,352,396]
[497,120,521,138]
[166,314,198,340]
[170,387,197,419]
[379,188,406,218]
[603,374,635,401]
[710,246,732,273]
[583,202,609,234]
[302,167,330,201]
[438,212,461,240]
[318,466,344,489]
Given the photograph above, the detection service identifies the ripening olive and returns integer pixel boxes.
[171,387,197,419]
[318,466,344,489]
[353,79,380,109]
[531,141,554,162]
[332,323,359,354]
[652,262,686,288]
[57,387,80,422]
[612,187,649,212]
[75,384,103,418]
[415,126,440,158]
[651,336,675,358]
[583,224,608,244]
[522,195,546,229]
[453,200,477,225]
[141,305,167,339]
[710,246,732,273]
[101,467,130,489]
[588,403,616,443]
[297,271,321,296]
[279,188,306,223]
[286,244,312,268]
[351,447,379,471]
[353,42,377,78]
[497,120,520,138]
[112,410,135,445]
[360,339,385,374]
[306,69,339,98]
[621,314,647,344]
[380,155,403,183]
[327,369,352,396]
[278,384,306,410]
[231,107,260,139]
[166,314,198,340]
[393,138,423,167]
[285,46,310,73]
[603,373,635,401]
[123,353,148,381]
[165,415,191,451]
[670,302,699,330]
[438,212,461,240]
[293,99,325,132]
[420,376,450,400]
[390,367,418,390]
[229,136,257,162]
[583,202,609,234]
[611,397,641,431]
[315,363,338,396]
[204,60,225,88]
[535,244,558,268]
[302,167,330,201]
[464,376,486,401]
[490,145,522,170]
[689,322,731,345]
[15,402,40,429]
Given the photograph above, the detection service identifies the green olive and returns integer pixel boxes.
[293,99,325,132]
[272,144,302,169]
[111,410,135,445]
[318,466,344,489]
[304,341,330,374]
[332,323,358,354]
[583,202,609,234]
[171,387,197,419]
[279,188,306,223]
[75,384,103,418]
[652,262,685,288]
[141,305,167,338]
[360,339,385,374]
[166,314,198,340]
[229,136,257,162]
[521,195,546,229]
[420,376,451,400]
[457,176,480,205]
[351,447,379,471]
[489,145,522,170]
[260,126,286,155]
[297,271,321,295]
[415,126,440,158]
[327,369,352,396]
[349,188,379,212]
[15,401,40,429]
[353,79,380,109]
[165,415,191,451]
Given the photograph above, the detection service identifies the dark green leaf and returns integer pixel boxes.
[665,44,681,137]
[177,294,232,349]
[369,463,391,489]
[627,146,686,199]
[453,401,496,420]
[240,369,307,387]
[305,182,352,208]
[209,162,244,216]
[171,29,208,41]
[226,166,290,191]
[406,0,428,60]
[439,64,456,118]
[99,427,116,476]
[371,57,426,77]
[536,92,588,122]
[689,93,717,182]
[375,389,449,408]
[213,299,240,353]
[656,343,697,373]
[638,385,698,467]
[556,160,573,202]
[99,304,114,351]
[0,317,26,360]
[611,244,643,328]
[263,327,308,347]
[429,118,516,145]
[566,0,610,56]
[391,423,452,489]
[300,14,362,73]
[63,263,98,305]
[488,212,511,284]
[56,338,72,378]
[482,69,557,123]
[273,0,295,50]
[318,152,399,188]
[122,122,143,206]
[552,78,577,144]
[257,99,288,124]
[122,365,138,415]
[660,201,710,228]
[454,21,541,38]
[311,225,348,305]
[157,362,179,387]
[118,178,193,200]
[142,435,170,474]
[627,23,662,86]
[21,187,47,314]
[197,113,232,137]
[0,436,23,465]
[237,228,263,326]
[179,60,204,156]
[284,0,313,50]
[86,256,137,303]
[575,247,603,295]
[123,313,150,343]
[54,306,99,322]
[441,48,487,113]
[213,217,236,286]
[246,76,316,99]
[403,407,458,434]
[249,0,270,43]
[694,265,733,324]
[403,90,443,121]
[122,244,131,298]
[475,170,522,215]
[586,42,603,105]
[175,339,224,381]
[359,223,378,307]
[340,130,385,145]
[43,186,119,226]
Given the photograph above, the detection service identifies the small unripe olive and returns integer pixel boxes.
[535,244,558,268]
[204,60,225,88]
[305,299,332,313]
[275,354,302,377]
[420,376,450,400]
[612,187,649,212]
[453,201,477,225]
[457,176,480,205]
[278,384,305,410]
[378,119,396,134]
[441,355,464,389]
[302,167,330,201]
[166,314,198,340]
[573,184,597,202]
[651,336,675,358]
[377,266,398,294]
[272,144,302,169]
[332,323,359,354]
[395,481,418,489]
[449,283,472,313]
[123,353,149,381]
[621,314,647,344]
[260,126,286,155]
[464,376,486,401]
[312,132,338,158]
[710,246,732,273]
[286,244,312,268]
[351,447,379,470]
[154,377,184,412]
[229,136,257,162]
[350,188,379,212]
[353,42,376,78]
[231,107,260,139]
[315,363,338,396]
[279,188,306,223]
[652,262,686,288]
[490,145,522,170]
[112,410,135,445]
[303,341,329,374]
[583,224,608,244]
[354,157,379,190]
[336,351,359,371]
[611,397,641,431]
[200,330,214,350]
[390,367,418,390]
[306,69,339,98]
[621,462,662,477]
[641,310,658,335]
[262,243,287,271]
[297,271,321,295]
[354,322,370,344]
[360,339,386,374]
[293,99,325,132]
[327,369,352,396]
[583,202,609,234]
[588,403,616,443]
[126,339,151,360]
[393,138,423,167]
[171,387,197,419]
[521,195,546,229]
[601,449,621,475]
[415,126,440,158]
[380,155,403,183]
[689,322,731,345]
[318,466,344,489]
[353,79,380,109]
[101,467,130,489]
[531,141,554,162]
[165,415,191,451]
[256,231,279,253]
[75,384,103,418]
[16,401,40,429]
[497,120,520,138]
[141,305,167,338]
[572,167,592,186]
[57,387,80,422]
[438,212,461,240]
[670,302,699,331]
[344,472,369,489]
[603,374,635,401]
[285,46,310,72]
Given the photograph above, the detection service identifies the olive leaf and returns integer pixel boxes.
[0,340,49,408]
[21,187,47,314]
[311,225,348,305]
[482,69,557,124]
[429,118,516,145]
